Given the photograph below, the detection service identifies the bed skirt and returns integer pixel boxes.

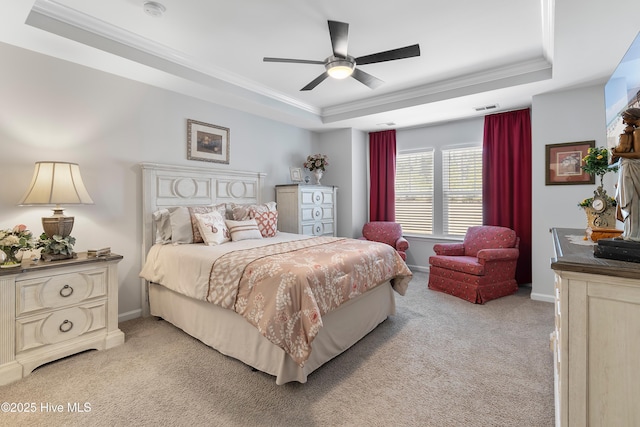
[148,281,396,385]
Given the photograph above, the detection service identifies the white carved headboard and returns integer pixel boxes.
[139,162,266,316]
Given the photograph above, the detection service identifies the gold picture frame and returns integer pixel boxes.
[187,119,230,164]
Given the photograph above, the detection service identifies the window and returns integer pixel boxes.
[442,146,483,235]
[395,150,434,234]
[395,145,482,237]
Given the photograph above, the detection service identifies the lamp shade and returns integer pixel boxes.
[19,162,94,206]
[19,162,93,238]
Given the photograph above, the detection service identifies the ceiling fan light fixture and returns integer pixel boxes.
[326,57,355,79]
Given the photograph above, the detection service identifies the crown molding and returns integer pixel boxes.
[28,0,321,116]
[321,57,552,121]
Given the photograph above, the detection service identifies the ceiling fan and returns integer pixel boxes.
[264,20,420,91]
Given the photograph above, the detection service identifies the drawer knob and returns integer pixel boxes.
[59,320,73,333]
[59,284,74,298]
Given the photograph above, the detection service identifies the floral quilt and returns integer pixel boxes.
[205,236,412,366]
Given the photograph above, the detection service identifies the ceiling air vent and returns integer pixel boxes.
[474,104,499,112]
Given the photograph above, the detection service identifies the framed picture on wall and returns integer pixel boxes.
[545,141,595,185]
[187,119,230,164]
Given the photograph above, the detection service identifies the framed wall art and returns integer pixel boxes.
[187,119,230,164]
[289,167,303,183]
[545,140,595,185]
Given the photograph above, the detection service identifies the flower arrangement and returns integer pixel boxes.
[581,146,618,187]
[303,154,329,172]
[0,224,36,266]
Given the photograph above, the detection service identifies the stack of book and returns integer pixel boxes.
[87,247,111,257]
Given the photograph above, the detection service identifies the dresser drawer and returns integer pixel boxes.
[302,221,335,236]
[301,189,334,206]
[15,301,107,353]
[301,206,334,222]
[16,268,107,316]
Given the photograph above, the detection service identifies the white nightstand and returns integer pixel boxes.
[0,253,124,385]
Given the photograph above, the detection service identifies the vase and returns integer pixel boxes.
[1,247,21,268]
[313,169,323,185]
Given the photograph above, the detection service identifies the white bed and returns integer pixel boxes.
[139,162,410,384]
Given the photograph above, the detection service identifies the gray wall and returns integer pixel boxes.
[531,84,615,301]
[0,42,318,320]
[0,40,619,311]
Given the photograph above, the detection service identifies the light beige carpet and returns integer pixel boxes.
[0,272,555,427]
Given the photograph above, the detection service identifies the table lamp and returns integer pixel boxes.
[18,161,94,238]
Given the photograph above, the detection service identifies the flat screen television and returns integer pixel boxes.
[605,30,640,148]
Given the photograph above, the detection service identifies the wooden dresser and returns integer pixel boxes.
[0,253,124,385]
[275,184,337,237]
[550,228,640,427]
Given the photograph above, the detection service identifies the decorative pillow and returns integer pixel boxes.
[152,208,172,244]
[231,201,276,221]
[225,219,263,241]
[168,207,194,244]
[195,211,230,245]
[252,210,278,237]
[188,205,226,243]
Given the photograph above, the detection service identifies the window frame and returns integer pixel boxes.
[395,143,483,239]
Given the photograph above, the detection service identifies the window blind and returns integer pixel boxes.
[442,146,483,236]
[395,150,434,235]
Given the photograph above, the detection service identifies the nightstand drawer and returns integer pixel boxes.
[15,301,107,353]
[16,268,107,316]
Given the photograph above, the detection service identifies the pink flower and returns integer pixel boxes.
[13,224,27,233]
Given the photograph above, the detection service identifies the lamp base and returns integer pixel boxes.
[42,208,74,238]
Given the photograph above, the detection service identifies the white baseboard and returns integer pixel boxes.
[530,292,555,303]
[118,309,142,322]
[407,264,429,273]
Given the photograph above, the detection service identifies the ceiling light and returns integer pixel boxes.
[143,1,166,17]
[325,56,355,79]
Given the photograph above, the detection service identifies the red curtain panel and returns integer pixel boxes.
[369,130,397,222]
[483,108,532,284]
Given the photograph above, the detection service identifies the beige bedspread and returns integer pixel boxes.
[205,237,412,366]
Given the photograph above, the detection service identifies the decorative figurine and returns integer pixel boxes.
[611,108,640,241]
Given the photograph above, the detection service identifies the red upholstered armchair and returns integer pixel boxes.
[361,222,409,260]
[428,225,519,304]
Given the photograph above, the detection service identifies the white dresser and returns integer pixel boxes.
[0,253,124,385]
[275,184,337,236]
[550,228,640,427]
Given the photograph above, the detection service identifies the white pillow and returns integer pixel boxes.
[195,211,230,245]
[168,207,193,244]
[152,209,172,244]
[189,205,226,243]
[225,219,263,241]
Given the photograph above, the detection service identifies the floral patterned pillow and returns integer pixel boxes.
[195,211,230,245]
[189,204,226,243]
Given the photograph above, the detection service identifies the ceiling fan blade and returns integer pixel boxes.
[351,68,384,89]
[301,72,330,91]
[263,57,325,65]
[328,20,349,58]
[355,44,420,65]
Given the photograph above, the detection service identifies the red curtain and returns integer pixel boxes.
[369,130,396,221]
[483,108,532,284]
